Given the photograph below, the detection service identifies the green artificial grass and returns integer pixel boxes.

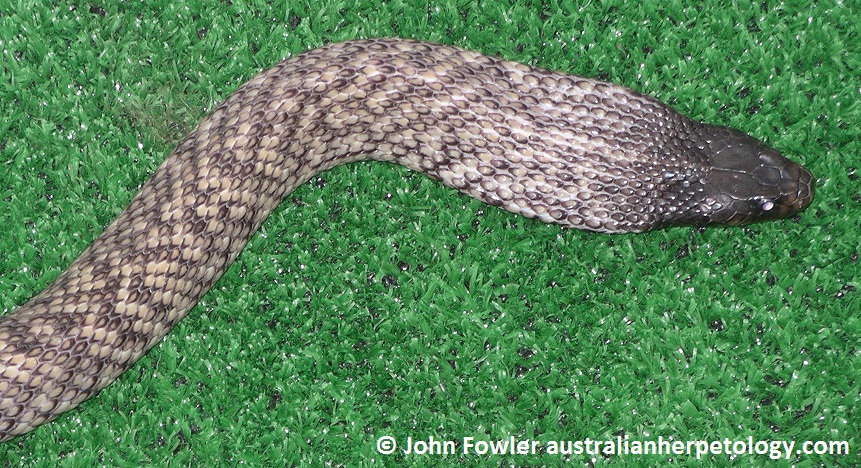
[0,0,858,466]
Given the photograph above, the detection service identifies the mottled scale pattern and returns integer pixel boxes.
[0,39,812,440]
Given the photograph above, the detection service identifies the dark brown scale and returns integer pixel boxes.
[0,38,812,441]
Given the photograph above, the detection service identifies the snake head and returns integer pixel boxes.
[692,125,814,226]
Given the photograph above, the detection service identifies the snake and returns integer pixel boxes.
[0,38,813,440]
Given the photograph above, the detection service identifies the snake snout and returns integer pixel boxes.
[697,125,814,226]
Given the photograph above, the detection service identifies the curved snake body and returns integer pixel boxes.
[0,39,812,440]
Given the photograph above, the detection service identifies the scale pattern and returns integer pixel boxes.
[0,39,812,440]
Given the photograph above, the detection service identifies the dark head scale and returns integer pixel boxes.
[687,125,813,227]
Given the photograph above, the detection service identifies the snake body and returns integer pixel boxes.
[0,39,812,440]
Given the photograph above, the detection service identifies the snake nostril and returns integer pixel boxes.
[795,167,815,210]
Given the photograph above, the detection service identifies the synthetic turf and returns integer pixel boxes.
[0,0,857,465]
